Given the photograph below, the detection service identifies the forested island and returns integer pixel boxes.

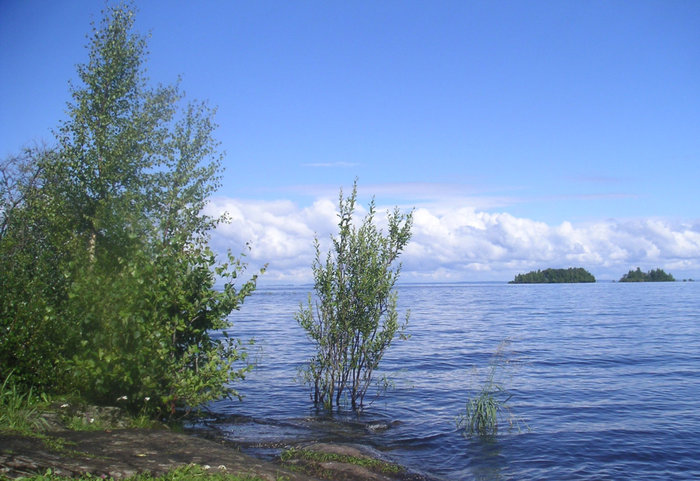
[618,268,675,282]
[509,267,596,284]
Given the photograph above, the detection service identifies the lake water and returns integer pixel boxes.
[203,282,700,480]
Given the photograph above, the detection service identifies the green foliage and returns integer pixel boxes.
[0,3,262,415]
[457,341,525,438]
[619,267,675,282]
[0,146,73,388]
[296,180,413,410]
[509,267,595,284]
[61,247,258,413]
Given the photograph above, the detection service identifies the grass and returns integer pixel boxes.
[61,407,162,432]
[458,382,511,437]
[4,464,273,481]
[0,371,50,435]
[456,340,528,438]
[1,370,166,436]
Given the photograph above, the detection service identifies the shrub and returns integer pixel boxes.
[296,180,413,410]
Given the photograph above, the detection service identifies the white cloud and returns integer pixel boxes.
[206,196,700,284]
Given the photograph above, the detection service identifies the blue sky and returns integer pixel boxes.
[2,1,699,282]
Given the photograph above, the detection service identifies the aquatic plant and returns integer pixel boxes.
[457,341,526,438]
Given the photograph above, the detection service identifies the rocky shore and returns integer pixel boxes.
[0,405,432,481]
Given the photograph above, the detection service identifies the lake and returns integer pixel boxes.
[203,282,700,480]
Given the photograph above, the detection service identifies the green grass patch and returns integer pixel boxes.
[281,447,403,477]
[0,371,50,435]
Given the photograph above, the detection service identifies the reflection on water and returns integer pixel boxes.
[197,282,700,480]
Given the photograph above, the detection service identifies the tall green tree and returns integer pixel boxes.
[51,4,178,262]
[0,3,262,414]
[296,180,413,410]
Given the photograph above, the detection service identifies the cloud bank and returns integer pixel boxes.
[206,197,700,284]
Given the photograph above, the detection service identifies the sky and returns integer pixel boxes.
[2,0,699,283]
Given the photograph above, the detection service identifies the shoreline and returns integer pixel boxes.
[0,405,436,481]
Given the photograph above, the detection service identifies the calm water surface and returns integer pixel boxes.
[204,282,700,480]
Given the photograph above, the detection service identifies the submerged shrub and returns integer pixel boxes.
[296,180,413,410]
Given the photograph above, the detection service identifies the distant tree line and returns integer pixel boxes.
[509,267,596,284]
[510,267,680,284]
[618,268,675,282]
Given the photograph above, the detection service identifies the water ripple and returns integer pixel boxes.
[209,282,700,480]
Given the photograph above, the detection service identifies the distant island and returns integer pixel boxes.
[618,267,675,282]
[509,267,596,284]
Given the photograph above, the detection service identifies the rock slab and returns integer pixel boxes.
[0,429,314,480]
